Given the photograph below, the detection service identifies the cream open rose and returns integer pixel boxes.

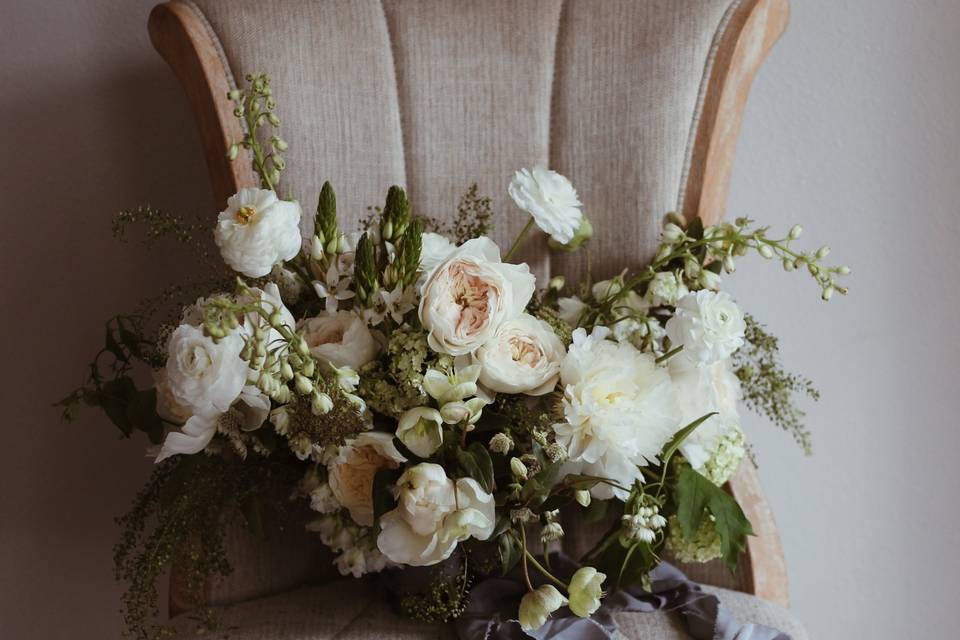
[473,313,565,395]
[300,311,379,371]
[327,432,406,526]
[418,237,535,356]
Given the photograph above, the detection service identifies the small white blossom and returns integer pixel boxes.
[508,167,583,244]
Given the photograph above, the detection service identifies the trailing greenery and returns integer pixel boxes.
[734,314,819,454]
[114,453,301,639]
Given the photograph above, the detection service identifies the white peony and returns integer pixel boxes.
[472,314,565,395]
[508,167,583,244]
[327,432,406,527]
[418,237,535,356]
[396,407,444,458]
[377,463,495,566]
[419,232,457,273]
[553,327,678,500]
[300,311,380,371]
[666,291,746,366]
[669,355,743,471]
[215,188,302,278]
[164,324,248,416]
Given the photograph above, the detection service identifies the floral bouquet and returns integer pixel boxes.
[61,74,847,638]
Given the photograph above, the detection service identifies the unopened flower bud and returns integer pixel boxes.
[489,433,514,454]
[822,286,834,301]
[662,222,684,243]
[723,255,736,273]
[548,276,565,291]
[311,391,333,415]
[301,358,315,378]
[227,89,242,101]
[837,265,851,275]
[782,258,796,272]
[758,244,774,259]
[788,224,803,240]
[510,457,528,481]
[280,361,294,381]
[294,374,313,395]
[226,143,239,161]
[816,245,831,260]
[575,489,592,508]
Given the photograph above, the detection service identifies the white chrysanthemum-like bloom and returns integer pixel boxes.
[215,188,302,278]
[164,324,248,416]
[419,232,457,273]
[396,407,444,458]
[377,463,494,566]
[327,432,406,527]
[666,291,745,366]
[553,327,678,500]
[518,584,568,631]
[508,167,583,244]
[419,237,535,356]
[472,313,565,395]
[300,311,379,371]
[669,355,743,472]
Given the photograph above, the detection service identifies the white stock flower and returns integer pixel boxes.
[164,324,247,416]
[518,584,568,632]
[669,356,743,472]
[377,463,494,566]
[472,314,565,395]
[508,167,583,244]
[215,188,302,278]
[418,237,535,356]
[300,311,379,371]
[396,407,444,458]
[553,327,678,500]
[327,432,406,526]
[646,271,689,307]
[666,291,746,365]
[419,232,456,273]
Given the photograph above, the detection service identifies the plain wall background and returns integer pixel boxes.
[2,1,958,638]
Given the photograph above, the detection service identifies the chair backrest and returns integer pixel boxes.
[150,0,790,611]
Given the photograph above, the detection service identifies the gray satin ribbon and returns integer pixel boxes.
[455,554,791,640]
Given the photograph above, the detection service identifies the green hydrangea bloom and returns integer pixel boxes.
[701,425,747,486]
[665,514,722,564]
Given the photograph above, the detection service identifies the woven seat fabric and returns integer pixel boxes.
[166,578,807,639]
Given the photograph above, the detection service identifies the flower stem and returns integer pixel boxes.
[504,218,535,262]
[520,525,534,591]
[516,529,568,591]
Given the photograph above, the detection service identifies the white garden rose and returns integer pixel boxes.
[327,432,406,527]
[508,167,583,244]
[553,327,678,500]
[419,232,456,273]
[472,314,565,395]
[669,355,743,472]
[666,291,746,366]
[215,188,302,278]
[396,407,444,458]
[418,237,535,356]
[300,311,380,371]
[164,324,248,415]
[377,463,495,566]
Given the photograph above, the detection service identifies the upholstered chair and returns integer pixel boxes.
[149,1,807,637]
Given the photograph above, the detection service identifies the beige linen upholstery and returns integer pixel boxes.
[160,1,805,636]
[167,577,808,640]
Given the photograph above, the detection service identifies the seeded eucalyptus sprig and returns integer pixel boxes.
[226,73,288,191]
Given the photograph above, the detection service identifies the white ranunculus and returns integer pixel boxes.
[669,356,742,471]
[508,167,583,244]
[646,271,689,307]
[396,407,444,458]
[418,237,535,356]
[215,188,303,278]
[327,432,406,527]
[300,311,380,371]
[419,232,457,273]
[377,463,494,566]
[553,327,678,500]
[164,324,248,415]
[666,291,746,366]
[472,314,565,395]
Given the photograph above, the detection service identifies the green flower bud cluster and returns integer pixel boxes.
[664,513,722,564]
[309,181,347,274]
[701,425,747,486]
[226,73,288,191]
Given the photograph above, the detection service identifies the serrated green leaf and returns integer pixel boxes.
[675,466,753,571]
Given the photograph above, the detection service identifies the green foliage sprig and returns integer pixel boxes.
[226,73,288,191]
[734,314,819,454]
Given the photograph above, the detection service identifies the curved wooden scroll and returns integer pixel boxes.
[149,0,792,610]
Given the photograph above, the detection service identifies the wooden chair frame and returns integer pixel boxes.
[149,0,791,609]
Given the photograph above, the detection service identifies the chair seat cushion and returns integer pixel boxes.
[168,577,808,639]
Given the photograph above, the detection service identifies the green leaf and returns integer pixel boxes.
[659,412,717,471]
[561,474,627,493]
[456,443,495,493]
[498,532,520,576]
[675,466,753,571]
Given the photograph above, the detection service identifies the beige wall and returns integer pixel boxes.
[1,1,958,638]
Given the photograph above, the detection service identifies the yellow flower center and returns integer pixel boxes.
[235,205,257,224]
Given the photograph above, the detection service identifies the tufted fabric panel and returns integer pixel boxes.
[167,577,808,640]
[179,0,752,608]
